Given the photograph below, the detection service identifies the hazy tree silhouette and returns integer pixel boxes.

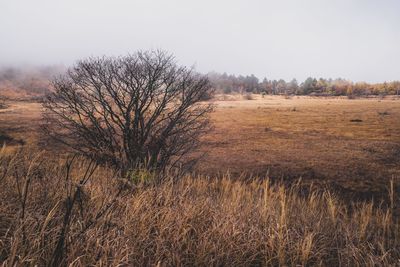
[42,50,214,174]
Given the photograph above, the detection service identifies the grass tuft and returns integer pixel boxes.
[0,149,399,266]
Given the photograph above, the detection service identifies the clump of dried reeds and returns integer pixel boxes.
[0,148,399,266]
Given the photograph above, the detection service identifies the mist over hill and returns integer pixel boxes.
[0,65,65,99]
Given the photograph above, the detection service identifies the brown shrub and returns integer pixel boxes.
[243,93,254,100]
[0,96,7,109]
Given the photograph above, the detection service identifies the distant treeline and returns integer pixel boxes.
[1,66,400,99]
[208,72,400,96]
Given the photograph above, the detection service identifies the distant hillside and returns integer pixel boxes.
[0,65,65,100]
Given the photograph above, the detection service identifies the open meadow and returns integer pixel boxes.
[1,95,400,265]
[203,95,400,201]
[1,95,400,200]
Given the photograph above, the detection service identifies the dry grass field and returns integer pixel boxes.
[201,95,400,200]
[1,95,400,266]
[1,95,400,200]
[0,101,42,148]
[1,150,399,266]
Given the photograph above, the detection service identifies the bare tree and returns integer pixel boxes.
[42,50,214,174]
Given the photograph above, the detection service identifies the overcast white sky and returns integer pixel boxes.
[0,0,399,82]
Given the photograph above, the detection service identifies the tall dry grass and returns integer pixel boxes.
[0,148,399,266]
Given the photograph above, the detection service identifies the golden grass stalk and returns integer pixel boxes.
[0,149,399,266]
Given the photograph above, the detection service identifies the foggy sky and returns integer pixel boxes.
[0,0,399,82]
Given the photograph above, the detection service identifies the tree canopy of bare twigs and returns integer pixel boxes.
[42,50,214,174]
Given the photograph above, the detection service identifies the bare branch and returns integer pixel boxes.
[42,50,214,176]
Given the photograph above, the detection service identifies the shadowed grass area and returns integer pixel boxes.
[1,148,399,266]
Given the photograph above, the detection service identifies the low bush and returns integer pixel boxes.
[243,93,254,100]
